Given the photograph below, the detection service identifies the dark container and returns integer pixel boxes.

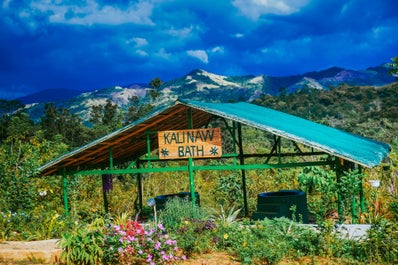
[154,191,200,211]
[252,190,308,223]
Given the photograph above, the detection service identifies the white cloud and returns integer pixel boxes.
[187,50,209,64]
[2,0,11,8]
[232,0,310,20]
[28,0,155,26]
[166,25,196,38]
[136,49,148,57]
[155,48,172,60]
[211,46,225,54]
[128,37,148,47]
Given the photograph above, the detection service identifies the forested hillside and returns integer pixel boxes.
[254,82,398,144]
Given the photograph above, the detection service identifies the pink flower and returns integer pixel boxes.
[146,254,152,262]
[182,255,187,260]
[155,241,161,250]
[157,223,165,231]
[166,239,176,245]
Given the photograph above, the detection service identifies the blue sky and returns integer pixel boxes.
[1,0,397,99]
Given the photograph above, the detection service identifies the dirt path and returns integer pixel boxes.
[0,239,62,264]
[0,240,241,265]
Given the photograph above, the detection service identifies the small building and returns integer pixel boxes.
[38,100,391,223]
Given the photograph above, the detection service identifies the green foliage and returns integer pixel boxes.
[59,218,106,265]
[173,218,217,256]
[124,96,154,124]
[158,197,210,230]
[89,99,123,138]
[0,209,69,241]
[299,167,337,221]
[210,205,241,226]
[389,197,398,221]
[389,57,398,78]
[215,218,320,265]
[40,103,88,148]
[363,218,398,264]
[214,173,243,208]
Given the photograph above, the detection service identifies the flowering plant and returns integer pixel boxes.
[103,220,186,265]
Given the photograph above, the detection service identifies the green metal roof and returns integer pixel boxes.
[181,100,391,168]
[38,100,391,176]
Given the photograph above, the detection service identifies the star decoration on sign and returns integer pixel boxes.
[209,146,219,155]
[160,148,169,157]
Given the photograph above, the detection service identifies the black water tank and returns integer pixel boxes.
[252,190,308,223]
[155,192,200,211]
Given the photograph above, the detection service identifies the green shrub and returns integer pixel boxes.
[59,218,105,265]
[363,218,398,264]
[214,173,243,208]
[158,197,210,230]
[173,219,217,256]
[215,218,320,265]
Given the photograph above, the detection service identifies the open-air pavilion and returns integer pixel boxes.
[38,99,391,223]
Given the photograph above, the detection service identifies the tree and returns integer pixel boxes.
[389,57,398,78]
[148,77,163,102]
[124,96,154,125]
[0,99,25,141]
[149,77,163,89]
[40,103,88,148]
[89,99,122,137]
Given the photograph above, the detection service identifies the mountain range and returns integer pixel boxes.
[20,65,396,123]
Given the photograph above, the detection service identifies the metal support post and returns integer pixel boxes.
[359,165,365,213]
[336,158,343,223]
[187,108,196,210]
[62,168,69,216]
[137,162,143,210]
[238,123,249,216]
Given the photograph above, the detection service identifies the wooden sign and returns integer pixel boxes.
[158,128,222,159]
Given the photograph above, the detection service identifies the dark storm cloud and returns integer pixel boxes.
[0,0,397,99]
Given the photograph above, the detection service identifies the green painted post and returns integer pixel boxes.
[277,136,281,164]
[137,162,143,210]
[62,168,69,216]
[336,158,343,223]
[188,157,196,209]
[102,175,109,214]
[359,165,365,213]
[186,108,197,209]
[233,121,237,166]
[351,196,357,224]
[146,132,151,168]
[102,147,113,214]
[238,123,249,216]
[109,146,113,169]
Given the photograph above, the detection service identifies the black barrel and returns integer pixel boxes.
[252,190,308,223]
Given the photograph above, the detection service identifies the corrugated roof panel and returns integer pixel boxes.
[38,100,391,176]
[181,100,391,167]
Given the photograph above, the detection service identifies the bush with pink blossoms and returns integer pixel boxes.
[103,220,186,265]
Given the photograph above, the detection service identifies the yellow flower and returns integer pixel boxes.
[242,241,247,247]
[184,220,190,225]
[223,233,229,240]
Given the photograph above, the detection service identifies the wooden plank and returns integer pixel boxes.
[158,128,222,159]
